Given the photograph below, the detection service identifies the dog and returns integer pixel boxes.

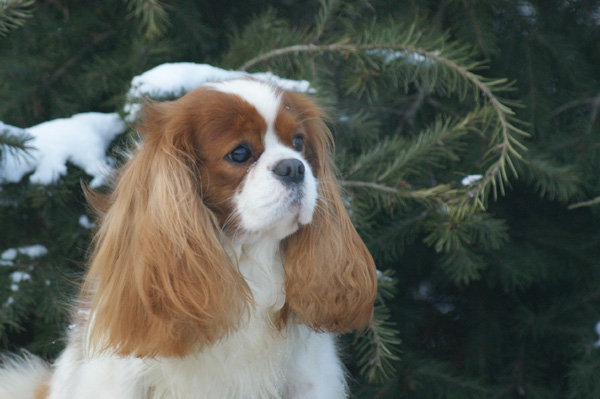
[0,79,377,399]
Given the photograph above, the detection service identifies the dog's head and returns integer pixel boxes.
[84,79,377,357]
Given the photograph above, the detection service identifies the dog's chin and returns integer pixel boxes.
[234,200,315,244]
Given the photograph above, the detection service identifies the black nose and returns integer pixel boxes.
[273,159,305,184]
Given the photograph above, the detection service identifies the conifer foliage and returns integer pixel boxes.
[1,1,600,398]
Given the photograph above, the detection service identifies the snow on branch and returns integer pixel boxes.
[0,113,125,188]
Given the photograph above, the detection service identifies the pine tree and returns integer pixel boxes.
[1,1,600,398]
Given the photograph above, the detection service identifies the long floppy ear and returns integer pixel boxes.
[281,99,378,332]
[83,100,250,358]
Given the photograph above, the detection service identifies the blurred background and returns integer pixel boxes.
[1,1,600,397]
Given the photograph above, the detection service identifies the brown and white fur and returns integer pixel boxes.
[0,79,377,399]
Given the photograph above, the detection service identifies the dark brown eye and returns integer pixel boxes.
[227,144,252,164]
[292,135,304,152]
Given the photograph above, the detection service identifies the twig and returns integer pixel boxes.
[553,94,600,116]
[568,196,600,210]
[339,180,400,193]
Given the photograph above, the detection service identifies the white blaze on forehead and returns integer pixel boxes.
[206,79,282,128]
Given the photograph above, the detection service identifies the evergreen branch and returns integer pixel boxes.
[438,246,487,285]
[126,0,170,40]
[365,211,426,263]
[220,10,310,72]
[516,155,581,203]
[341,180,458,207]
[0,127,32,163]
[416,49,528,208]
[0,0,35,38]
[342,113,478,185]
[355,303,402,383]
[396,351,489,398]
[422,208,509,285]
[314,0,339,40]
[354,270,402,383]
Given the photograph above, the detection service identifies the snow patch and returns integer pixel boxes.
[79,215,96,229]
[10,271,31,292]
[518,1,537,23]
[17,245,48,258]
[461,174,483,186]
[1,248,18,261]
[0,113,125,188]
[366,49,437,66]
[376,269,393,283]
[413,281,456,315]
[1,245,48,267]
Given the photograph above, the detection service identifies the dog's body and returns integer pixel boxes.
[0,79,376,399]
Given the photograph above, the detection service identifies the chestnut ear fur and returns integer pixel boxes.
[83,99,250,358]
[280,95,378,332]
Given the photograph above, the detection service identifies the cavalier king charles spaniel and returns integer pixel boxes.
[0,79,377,399]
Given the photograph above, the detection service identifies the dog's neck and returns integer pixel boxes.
[227,236,287,312]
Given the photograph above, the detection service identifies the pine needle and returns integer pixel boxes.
[0,0,35,38]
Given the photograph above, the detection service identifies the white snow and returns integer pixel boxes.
[366,49,437,66]
[0,113,124,188]
[17,245,48,258]
[1,248,18,261]
[0,245,48,267]
[376,269,392,283]
[79,215,96,229]
[10,271,31,292]
[461,174,483,186]
[594,322,600,348]
[518,1,537,21]
[1,62,311,188]
[413,281,456,315]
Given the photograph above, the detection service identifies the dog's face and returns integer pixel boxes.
[188,80,319,242]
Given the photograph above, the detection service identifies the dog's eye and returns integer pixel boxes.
[292,136,304,152]
[227,145,253,164]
